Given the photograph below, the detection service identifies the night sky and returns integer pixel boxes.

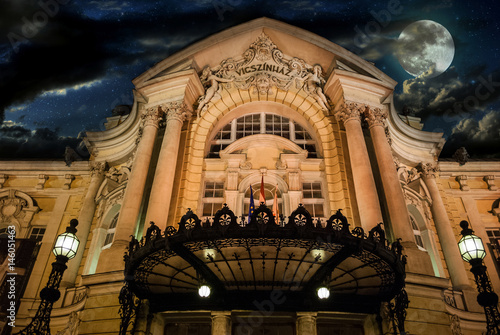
[1,0,499,159]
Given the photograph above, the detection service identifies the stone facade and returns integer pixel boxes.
[2,18,500,335]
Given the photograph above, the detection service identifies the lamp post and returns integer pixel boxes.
[458,220,500,334]
[17,219,80,335]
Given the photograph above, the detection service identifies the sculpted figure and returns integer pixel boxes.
[254,73,273,95]
[302,65,329,111]
[196,67,233,117]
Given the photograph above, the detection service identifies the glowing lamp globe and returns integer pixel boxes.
[458,220,486,263]
[53,219,80,259]
[198,285,211,298]
[317,286,330,299]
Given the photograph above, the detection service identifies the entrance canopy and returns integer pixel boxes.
[123,204,406,314]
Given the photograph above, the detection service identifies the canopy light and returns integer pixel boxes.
[198,285,211,298]
[53,219,80,259]
[458,220,486,262]
[317,286,330,299]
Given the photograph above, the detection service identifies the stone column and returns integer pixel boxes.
[365,107,414,243]
[97,106,162,272]
[335,102,383,231]
[296,312,317,335]
[61,161,105,287]
[211,311,231,335]
[420,163,471,290]
[145,101,191,231]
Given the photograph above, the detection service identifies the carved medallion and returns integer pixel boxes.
[196,33,331,114]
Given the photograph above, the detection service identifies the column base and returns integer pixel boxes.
[95,240,128,273]
[402,242,435,276]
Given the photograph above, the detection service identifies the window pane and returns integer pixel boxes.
[314,204,324,217]
[415,235,424,249]
[203,203,214,216]
[104,233,114,246]
[109,214,119,229]
[304,204,314,215]
[209,113,317,157]
[30,227,46,242]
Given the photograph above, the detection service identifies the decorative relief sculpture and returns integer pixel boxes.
[141,106,163,128]
[418,162,440,178]
[449,314,463,335]
[334,101,365,123]
[0,190,39,232]
[452,147,470,166]
[196,67,234,116]
[365,107,387,127]
[165,101,191,124]
[195,33,331,115]
[298,65,330,111]
[89,161,106,177]
[0,174,7,189]
[56,311,80,335]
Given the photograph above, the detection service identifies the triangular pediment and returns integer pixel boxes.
[133,18,396,89]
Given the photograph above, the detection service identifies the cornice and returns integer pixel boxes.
[386,94,445,165]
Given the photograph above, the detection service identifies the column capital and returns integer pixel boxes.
[418,162,440,178]
[334,101,366,124]
[89,161,106,177]
[365,106,388,128]
[141,106,163,128]
[164,101,192,124]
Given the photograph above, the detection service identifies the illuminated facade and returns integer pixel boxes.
[1,18,500,335]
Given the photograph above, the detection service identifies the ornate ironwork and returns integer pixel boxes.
[123,204,407,321]
[118,282,140,335]
[459,220,500,334]
[469,258,500,334]
[16,256,68,335]
[16,220,79,335]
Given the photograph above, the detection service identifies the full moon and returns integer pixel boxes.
[397,20,454,78]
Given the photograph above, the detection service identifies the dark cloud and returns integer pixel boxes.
[394,66,500,120]
[0,122,87,159]
[441,110,500,158]
[0,2,229,122]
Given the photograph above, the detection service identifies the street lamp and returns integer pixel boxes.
[458,220,500,334]
[17,219,80,335]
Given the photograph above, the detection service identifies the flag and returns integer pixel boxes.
[272,184,279,224]
[259,174,266,204]
[248,185,255,223]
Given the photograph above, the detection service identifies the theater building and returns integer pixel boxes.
[1,18,500,335]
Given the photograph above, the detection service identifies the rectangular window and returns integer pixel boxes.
[302,182,325,218]
[29,227,46,242]
[304,203,324,217]
[303,183,322,198]
[202,182,225,217]
[486,229,500,276]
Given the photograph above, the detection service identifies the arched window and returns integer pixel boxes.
[208,113,317,158]
[410,215,425,250]
[102,213,118,249]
